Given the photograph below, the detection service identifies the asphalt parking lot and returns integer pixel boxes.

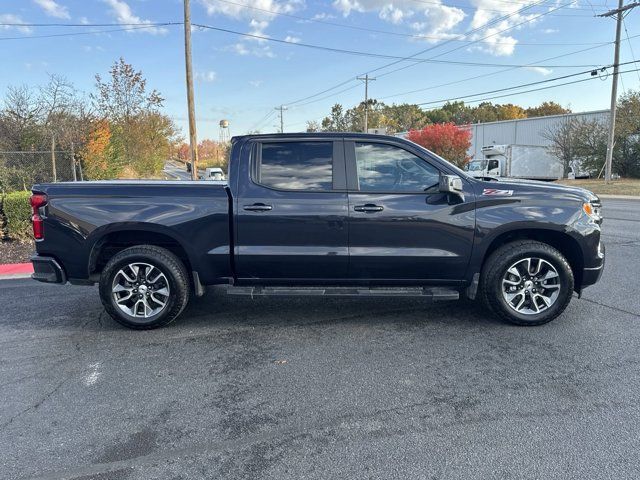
[1,198,639,480]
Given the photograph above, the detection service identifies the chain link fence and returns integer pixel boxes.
[0,150,81,192]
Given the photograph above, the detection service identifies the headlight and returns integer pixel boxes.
[583,202,603,224]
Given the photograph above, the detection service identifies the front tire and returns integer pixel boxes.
[99,245,190,329]
[480,240,574,326]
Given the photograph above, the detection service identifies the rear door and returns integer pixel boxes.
[345,139,475,282]
[235,138,349,282]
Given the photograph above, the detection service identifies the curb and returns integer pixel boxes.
[0,262,33,280]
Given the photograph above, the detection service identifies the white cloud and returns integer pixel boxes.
[332,0,465,42]
[102,0,168,34]
[199,0,302,57]
[0,14,33,34]
[312,12,335,20]
[33,0,70,19]
[525,66,552,76]
[467,0,544,56]
[195,71,217,82]
[79,16,90,24]
[284,35,301,43]
[542,28,558,34]
[249,79,263,87]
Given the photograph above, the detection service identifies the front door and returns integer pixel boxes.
[235,138,349,282]
[346,140,475,282]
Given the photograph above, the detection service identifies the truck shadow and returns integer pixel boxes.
[176,288,507,330]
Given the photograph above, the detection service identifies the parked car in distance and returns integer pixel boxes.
[200,167,225,181]
[30,133,604,329]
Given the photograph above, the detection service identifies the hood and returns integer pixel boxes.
[475,177,600,204]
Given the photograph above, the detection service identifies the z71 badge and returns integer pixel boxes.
[482,188,514,196]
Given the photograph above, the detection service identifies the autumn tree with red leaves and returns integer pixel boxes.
[407,123,471,168]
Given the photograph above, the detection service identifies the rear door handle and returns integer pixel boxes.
[243,203,273,211]
[354,204,384,213]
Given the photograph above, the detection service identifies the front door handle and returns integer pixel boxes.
[354,204,384,213]
[243,203,273,212]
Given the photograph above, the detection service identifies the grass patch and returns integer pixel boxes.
[555,178,640,197]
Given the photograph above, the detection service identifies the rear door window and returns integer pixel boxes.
[256,142,333,191]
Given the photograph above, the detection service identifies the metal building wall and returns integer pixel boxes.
[468,110,610,159]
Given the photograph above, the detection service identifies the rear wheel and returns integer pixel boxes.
[99,245,190,329]
[480,240,574,326]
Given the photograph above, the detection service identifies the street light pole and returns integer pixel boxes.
[183,0,199,180]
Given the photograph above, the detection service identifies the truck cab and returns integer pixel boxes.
[465,158,502,178]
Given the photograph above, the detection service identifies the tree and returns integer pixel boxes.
[321,104,349,132]
[407,123,472,168]
[496,103,527,120]
[526,101,571,118]
[613,90,640,178]
[92,57,163,123]
[81,120,115,180]
[544,118,578,178]
[89,58,177,178]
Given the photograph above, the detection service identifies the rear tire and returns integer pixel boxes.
[479,240,574,326]
[99,245,190,329]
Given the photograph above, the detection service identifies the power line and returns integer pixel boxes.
[378,38,640,101]
[0,23,178,40]
[284,0,561,107]
[373,0,578,80]
[0,22,177,27]
[623,17,640,83]
[191,22,600,68]
[420,67,640,110]
[414,60,639,106]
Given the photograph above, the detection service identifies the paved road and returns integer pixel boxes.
[1,199,639,479]
[163,161,193,181]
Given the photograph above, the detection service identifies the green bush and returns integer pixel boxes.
[1,191,32,240]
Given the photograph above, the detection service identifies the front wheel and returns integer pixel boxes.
[480,240,574,326]
[99,245,190,329]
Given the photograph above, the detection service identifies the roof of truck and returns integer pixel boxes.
[232,132,403,141]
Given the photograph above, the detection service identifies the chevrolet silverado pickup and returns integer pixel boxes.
[30,133,605,329]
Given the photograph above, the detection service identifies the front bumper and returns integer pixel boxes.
[581,241,605,288]
[31,255,67,284]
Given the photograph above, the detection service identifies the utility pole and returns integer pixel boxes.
[183,0,199,180]
[599,0,639,182]
[356,74,376,133]
[275,105,288,133]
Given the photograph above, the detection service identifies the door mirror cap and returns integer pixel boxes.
[439,174,464,199]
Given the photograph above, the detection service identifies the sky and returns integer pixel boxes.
[1,0,640,140]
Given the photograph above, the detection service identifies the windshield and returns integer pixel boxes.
[466,160,487,172]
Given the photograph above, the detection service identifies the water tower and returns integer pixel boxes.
[219,119,230,143]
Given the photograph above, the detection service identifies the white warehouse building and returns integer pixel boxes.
[466,109,610,159]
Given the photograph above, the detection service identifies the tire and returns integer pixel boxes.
[479,240,574,326]
[99,245,190,329]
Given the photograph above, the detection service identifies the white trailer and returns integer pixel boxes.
[465,144,582,181]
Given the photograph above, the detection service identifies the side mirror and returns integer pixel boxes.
[439,174,464,200]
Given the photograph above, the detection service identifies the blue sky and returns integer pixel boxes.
[1,0,639,139]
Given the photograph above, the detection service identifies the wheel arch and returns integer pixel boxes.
[480,228,584,289]
[88,225,194,278]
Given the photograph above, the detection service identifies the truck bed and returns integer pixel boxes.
[32,181,232,284]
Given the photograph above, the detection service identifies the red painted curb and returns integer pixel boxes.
[0,263,34,275]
